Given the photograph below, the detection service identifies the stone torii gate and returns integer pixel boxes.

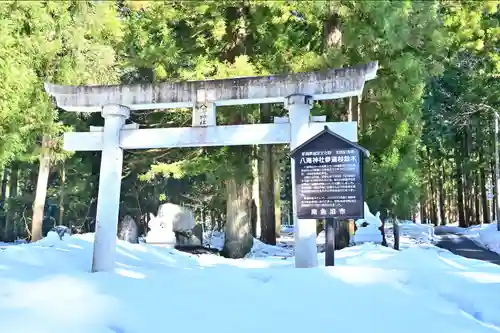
[44,61,378,272]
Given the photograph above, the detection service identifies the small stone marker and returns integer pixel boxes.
[118,215,139,244]
[290,126,369,266]
[192,224,203,245]
[51,225,71,240]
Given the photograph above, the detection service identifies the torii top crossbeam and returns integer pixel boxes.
[44,62,378,112]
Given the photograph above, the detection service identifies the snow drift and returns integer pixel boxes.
[0,231,499,333]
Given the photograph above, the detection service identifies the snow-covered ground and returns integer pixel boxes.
[1,230,500,333]
[435,222,500,255]
[278,222,436,252]
[466,223,500,254]
[385,222,436,248]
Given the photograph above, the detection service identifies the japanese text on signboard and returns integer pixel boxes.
[295,147,363,219]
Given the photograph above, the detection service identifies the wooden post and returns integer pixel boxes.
[393,221,400,251]
[325,218,335,266]
[58,162,66,226]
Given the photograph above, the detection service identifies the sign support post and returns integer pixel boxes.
[325,218,336,266]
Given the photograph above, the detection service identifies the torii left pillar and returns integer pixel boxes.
[92,104,130,273]
[286,94,318,268]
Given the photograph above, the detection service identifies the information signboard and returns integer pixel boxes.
[291,127,368,220]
